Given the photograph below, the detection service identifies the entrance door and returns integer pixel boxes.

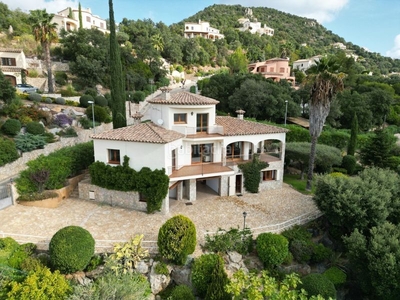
[196,113,208,133]
[235,174,242,194]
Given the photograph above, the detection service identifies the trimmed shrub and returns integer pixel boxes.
[2,118,21,136]
[204,227,253,255]
[0,138,19,167]
[14,133,47,153]
[300,273,336,299]
[49,225,95,274]
[256,233,289,267]
[190,85,196,93]
[84,88,97,97]
[323,266,347,287]
[85,105,110,123]
[55,97,66,105]
[290,239,313,264]
[341,155,357,175]
[28,92,42,102]
[6,266,72,299]
[45,97,53,104]
[158,215,196,265]
[191,254,223,298]
[170,285,195,300]
[79,94,94,108]
[94,95,108,107]
[26,121,45,135]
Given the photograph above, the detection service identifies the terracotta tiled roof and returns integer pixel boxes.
[0,48,23,53]
[92,122,184,144]
[148,91,219,105]
[1,67,24,72]
[216,116,288,136]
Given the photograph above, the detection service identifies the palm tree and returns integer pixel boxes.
[29,9,58,93]
[151,33,164,53]
[306,56,345,190]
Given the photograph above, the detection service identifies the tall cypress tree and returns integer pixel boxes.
[109,0,126,129]
[347,113,358,156]
[78,3,82,29]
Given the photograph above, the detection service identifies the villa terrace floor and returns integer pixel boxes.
[0,183,320,254]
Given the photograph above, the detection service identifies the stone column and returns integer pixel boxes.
[188,179,196,201]
[161,194,169,214]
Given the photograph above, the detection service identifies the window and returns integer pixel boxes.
[191,144,213,163]
[226,142,242,160]
[174,113,187,124]
[196,113,208,133]
[108,149,120,164]
[86,16,91,22]
[262,170,276,181]
[100,22,104,29]
[279,67,285,73]
[1,58,16,66]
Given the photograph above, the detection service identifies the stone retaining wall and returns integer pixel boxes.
[0,123,112,181]
[78,179,147,212]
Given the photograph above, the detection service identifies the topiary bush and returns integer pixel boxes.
[45,97,53,104]
[0,137,19,167]
[341,154,357,175]
[85,105,110,123]
[300,273,336,299]
[191,253,223,298]
[94,95,108,107]
[49,226,95,274]
[169,285,195,300]
[256,233,289,267]
[157,215,196,265]
[323,266,347,288]
[1,118,21,136]
[28,92,42,102]
[55,97,66,105]
[25,121,45,135]
[79,94,94,108]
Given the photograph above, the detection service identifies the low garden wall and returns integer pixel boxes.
[17,173,87,208]
[0,123,112,182]
[78,179,147,212]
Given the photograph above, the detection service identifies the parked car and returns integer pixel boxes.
[15,84,38,93]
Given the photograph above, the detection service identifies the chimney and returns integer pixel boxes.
[132,111,143,125]
[236,109,245,120]
[159,87,172,100]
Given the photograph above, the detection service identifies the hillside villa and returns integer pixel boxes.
[184,20,224,40]
[248,58,295,86]
[89,89,287,214]
[0,48,28,86]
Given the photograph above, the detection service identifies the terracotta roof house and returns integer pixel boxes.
[91,90,288,214]
[184,20,224,40]
[53,7,109,34]
[248,58,295,86]
[0,48,28,86]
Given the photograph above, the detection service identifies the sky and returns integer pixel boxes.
[2,0,400,59]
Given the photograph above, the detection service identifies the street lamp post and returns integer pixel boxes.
[243,212,247,230]
[284,100,288,126]
[88,101,95,134]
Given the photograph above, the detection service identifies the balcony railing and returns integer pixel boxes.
[171,125,224,137]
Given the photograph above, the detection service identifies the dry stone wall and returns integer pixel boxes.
[0,123,112,181]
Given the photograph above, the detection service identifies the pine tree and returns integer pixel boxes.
[205,259,231,300]
[347,113,358,156]
[78,3,82,29]
[109,0,126,129]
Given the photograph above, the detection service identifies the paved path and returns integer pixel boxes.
[0,183,320,253]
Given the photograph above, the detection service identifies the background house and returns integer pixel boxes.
[293,55,322,72]
[237,18,274,36]
[184,20,224,40]
[248,58,295,85]
[0,48,27,86]
[53,7,109,34]
[90,89,287,214]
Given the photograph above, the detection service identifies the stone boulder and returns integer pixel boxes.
[149,262,171,294]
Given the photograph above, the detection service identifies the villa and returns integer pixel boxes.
[184,20,224,40]
[52,7,109,34]
[0,48,27,86]
[89,89,287,214]
[237,18,274,36]
[248,58,295,85]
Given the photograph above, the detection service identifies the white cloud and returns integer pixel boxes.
[1,0,78,14]
[220,0,349,23]
[386,34,400,59]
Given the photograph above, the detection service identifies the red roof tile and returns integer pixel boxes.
[148,91,219,105]
[216,116,288,136]
[92,122,184,143]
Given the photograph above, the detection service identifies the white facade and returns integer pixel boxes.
[184,20,224,40]
[54,7,108,34]
[293,55,322,72]
[238,18,274,36]
[0,49,27,85]
[92,90,287,214]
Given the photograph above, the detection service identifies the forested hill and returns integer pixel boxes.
[171,4,400,74]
